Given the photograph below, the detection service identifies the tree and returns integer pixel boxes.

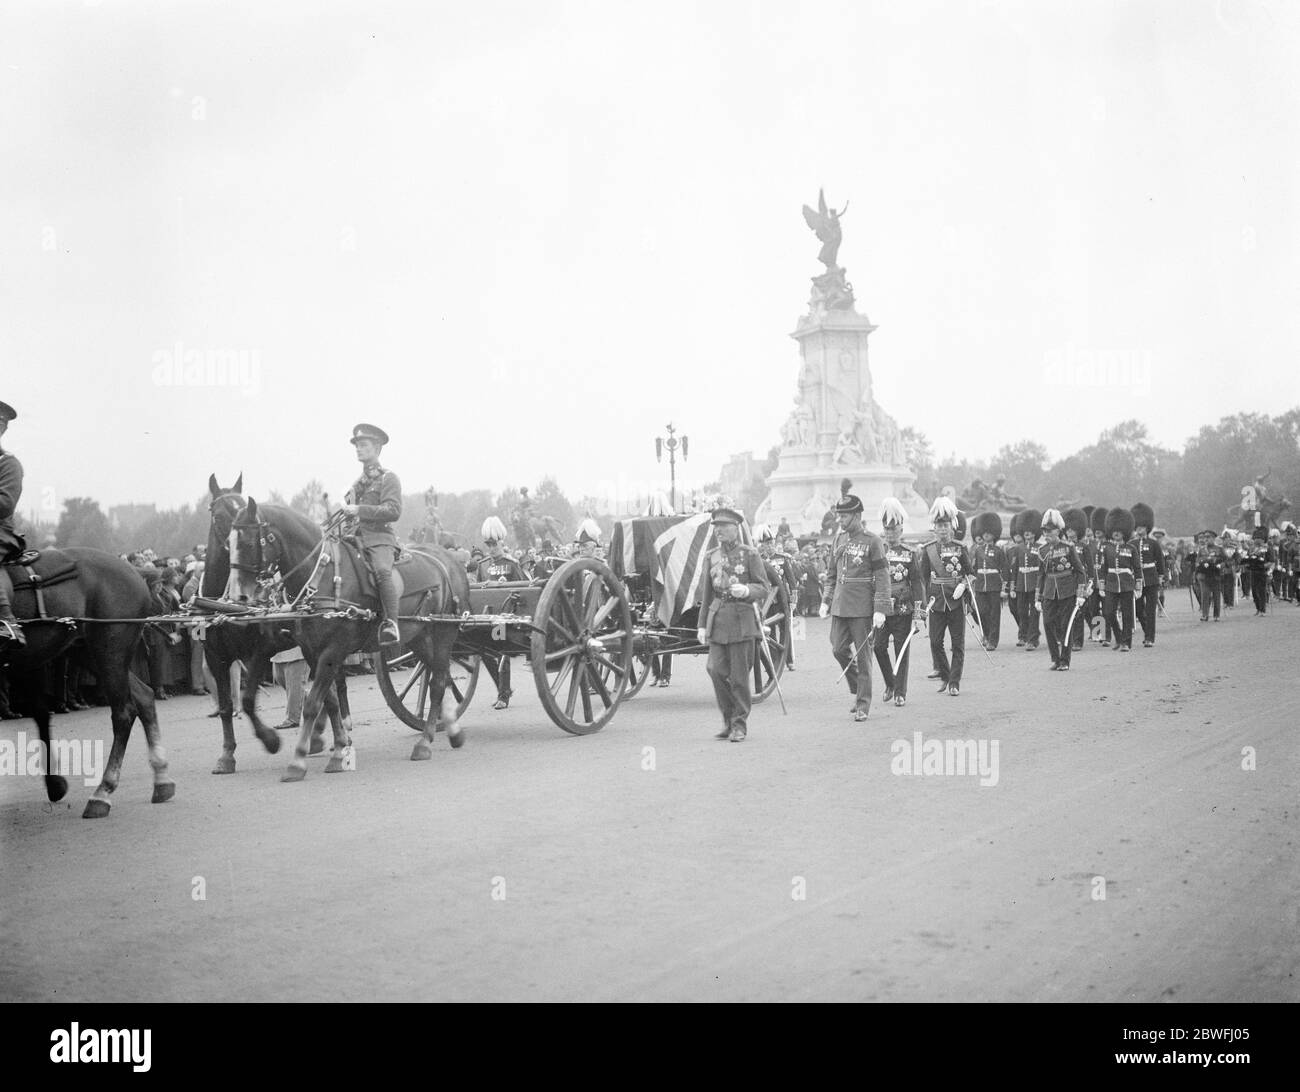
[56,497,118,552]
[533,476,575,539]
[290,479,328,522]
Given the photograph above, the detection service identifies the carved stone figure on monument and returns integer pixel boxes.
[832,420,867,466]
[796,403,816,449]
[850,406,880,463]
[780,410,802,449]
[802,188,849,271]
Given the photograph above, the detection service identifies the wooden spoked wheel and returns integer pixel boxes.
[377,648,480,731]
[529,558,633,734]
[751,578,791,704]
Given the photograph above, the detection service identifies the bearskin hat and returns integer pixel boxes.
[879,497,908,529]
[1063,508,1088,540]
[1252,526,1269,542]
[1020,508,1042,538]
[971,511,1002,540]
[1089,506,1108,537]
[1130,502,1155,533]
[1041,508,1065,531]
[929,495,959,526]
[1081,504,1096,523]
[481,516,509,544]
[1104,506,1135,540]
[953,510,968,540]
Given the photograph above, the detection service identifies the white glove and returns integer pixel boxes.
[728,583,748,598]
[872,612,885,628]
[1076,595,1085,606]
[818,602,829,618]
[912,617,923,633]
[696,628,707,645]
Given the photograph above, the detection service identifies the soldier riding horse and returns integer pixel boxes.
[225,498,470,780]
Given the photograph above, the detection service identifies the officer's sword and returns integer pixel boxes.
[890,597,934,677]
[959,594,997,667]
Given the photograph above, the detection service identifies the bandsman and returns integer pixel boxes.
[476,516,527,709]
[920,496,972,696]
[873,498,924,707]
[698,506,770,741]
[1130,502,1166,647]
[968,512,1008,650]
[342,423,402,646]
[819,493,889,720]
[1100,507,1141,649]
[1036,508,1088,671]
[1007,508,1043,650]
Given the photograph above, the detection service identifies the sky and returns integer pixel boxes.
[2,0,1299,521]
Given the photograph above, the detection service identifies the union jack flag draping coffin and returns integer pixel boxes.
[609,513,753,625]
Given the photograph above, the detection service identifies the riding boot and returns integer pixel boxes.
[376,574,401,646]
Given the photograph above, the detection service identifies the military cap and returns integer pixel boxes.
[350,422,389,445]
[833,494,865,515]
[710,506,743,525]
[0,400,15,422]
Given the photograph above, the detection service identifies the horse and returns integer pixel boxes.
[2,548,173,818]
[203,474,352,773]
[226,498,470,780]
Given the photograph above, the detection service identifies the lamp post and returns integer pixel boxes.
[654,423,688,512]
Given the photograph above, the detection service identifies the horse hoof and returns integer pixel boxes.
[410,740,432,761]
[212,756,236,775]
[280,766,307,783]
[258,730,282,755]
[447,724,465,750]
[82,799,111,819]
[46,775,69,803]
[324,755,346,773]
[151,782,176,804]
[309,736,325,756]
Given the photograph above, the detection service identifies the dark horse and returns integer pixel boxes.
[203,474,353,772]
[227,497,470,780]
[2,549,174,817]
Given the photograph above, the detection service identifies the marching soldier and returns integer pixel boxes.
[818,493,890,720]
[1219,530,1239,609]
[1007,508,1043,650]
[1192,530,1225,621]
[341,423,403,646]
[1062,508,1091,650]
[476,516,527,709]
[1036,509,1088,671]
[1088,506,1111,644]
[873,498,924,707]
[920,496,972,696]
[1100,507,1141,649]
[1244,527,1274,615]
[1130,503,1167,647]
[697,506,769,742]
[756,526,798,672]
[1005,518,1023,635]
[1284,523,1299,602]
[0,400,25,646]
[969,512,1008,650]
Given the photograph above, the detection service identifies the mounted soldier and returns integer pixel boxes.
[340,423,402,646]
[0,400,26,645]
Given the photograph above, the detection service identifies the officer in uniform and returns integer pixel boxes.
[1005,517,1024,635]
[1219,530,1238,609]
[574,518,602,560]
[969,512,1008,650]
[0,400,26,645]
[340,423,402,646]
[1244,527,1274,615]
[1101,507,1141,648]
[1130,502,1166,646]
[476,516,526,709]
[818,494,889,721]
[1007,508,1043,650]
[1062,508,1091,650]
[697,507,769,742]
[1087,506,1110,643]
[920,496,972,696]
[1035,509,1088,671]
[873,498,923,707]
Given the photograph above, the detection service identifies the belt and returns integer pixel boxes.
[1141,562,1156,568]
[839,576,875,583]
[1018,566,1038,573]
[977,568,1000,575]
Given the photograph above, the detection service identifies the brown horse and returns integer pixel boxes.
[226,498,470,780]
[2,549,173,818]
[203,474,351,772]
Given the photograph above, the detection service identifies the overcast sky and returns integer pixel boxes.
[3,0,1298,519]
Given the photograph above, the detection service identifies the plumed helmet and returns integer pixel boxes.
[1130,502,1155,533]
[971,511,1002,540]
[1104,506,1135,540]
[1063,508,1088,539]
[753,522,775,542]
[576,518,602,545]
[1089,506,1108,536]
[929,496,959,526]
[879,497,908,528]
[1041,508,1065,531]
[481,516,509,544]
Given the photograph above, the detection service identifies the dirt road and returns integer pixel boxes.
[2,594,1296,1001]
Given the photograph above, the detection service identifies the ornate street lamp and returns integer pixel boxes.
[654,423,688,512]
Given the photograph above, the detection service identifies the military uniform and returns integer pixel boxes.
[1007,509,1042,649]
[344,423,402,642]
[0,400,25,643]
[1035,513,1088,670]
[822,499,890,717]
[1101,508,1141,648]
[699,509,769,742]
[873,500,924,705]
[1192,534,1225,620]
[968,513,1008,650]
[475,550,526,706]
[920,499,972,694]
